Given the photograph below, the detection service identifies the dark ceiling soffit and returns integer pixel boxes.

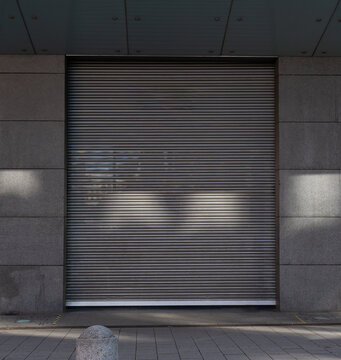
[312,0,341,56]
[15,0,36,53]
[3,0,341,56]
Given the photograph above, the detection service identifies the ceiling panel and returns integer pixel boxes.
[0,0,34,54]
[126,0,232,55]
[18,0,127,55]
[223,0,339,56]
[316,2,341,56]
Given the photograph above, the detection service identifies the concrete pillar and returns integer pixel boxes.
[0,55,65,314]
[278,57,341,311]
[76,325,118,360]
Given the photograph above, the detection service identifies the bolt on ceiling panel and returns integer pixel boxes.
[126,0,232,55]
[223,0,339,56]
[0,0,34,54]
[18,0,127,55]
[316,1,341,56]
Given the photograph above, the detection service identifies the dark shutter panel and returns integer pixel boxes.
[66,60,276,306]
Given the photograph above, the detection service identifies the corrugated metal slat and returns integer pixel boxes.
[66,60,276,306]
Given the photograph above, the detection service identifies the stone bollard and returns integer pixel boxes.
[76,325,118,360]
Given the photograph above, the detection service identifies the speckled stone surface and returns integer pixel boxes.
[76,325,118,360]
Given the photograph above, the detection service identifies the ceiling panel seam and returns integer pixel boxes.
[220,0,234,55]
[123,0,130,55]
[312,0,341,56]
[16,0,36,54]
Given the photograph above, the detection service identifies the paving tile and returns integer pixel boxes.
[155,327,179,356]
[225,355,249,360]
[0,329,31,359]
[265,327,301,350]
[307,326,341,348]
[244,326,289,356]
[136,328,157,360]
[291,326,339,350]
[119,327,137,360]
[224,328,262,353]
[239,327,291,359]
[206,327,243,355]
[4,329,53,360]
[171,328,202,360]
[270,356,298,360]
[0,332,12,346]
[191,327,223,357]
[277,327,327,355]
[48,328,81,360]
[158,355,181,360]
[25,328,70,360]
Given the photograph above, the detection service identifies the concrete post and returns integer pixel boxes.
[76,325,118,360]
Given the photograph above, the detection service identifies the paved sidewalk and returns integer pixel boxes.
[2,308,341,329]
[0,325,341,360]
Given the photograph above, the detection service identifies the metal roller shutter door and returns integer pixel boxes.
[66,60,276,306]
